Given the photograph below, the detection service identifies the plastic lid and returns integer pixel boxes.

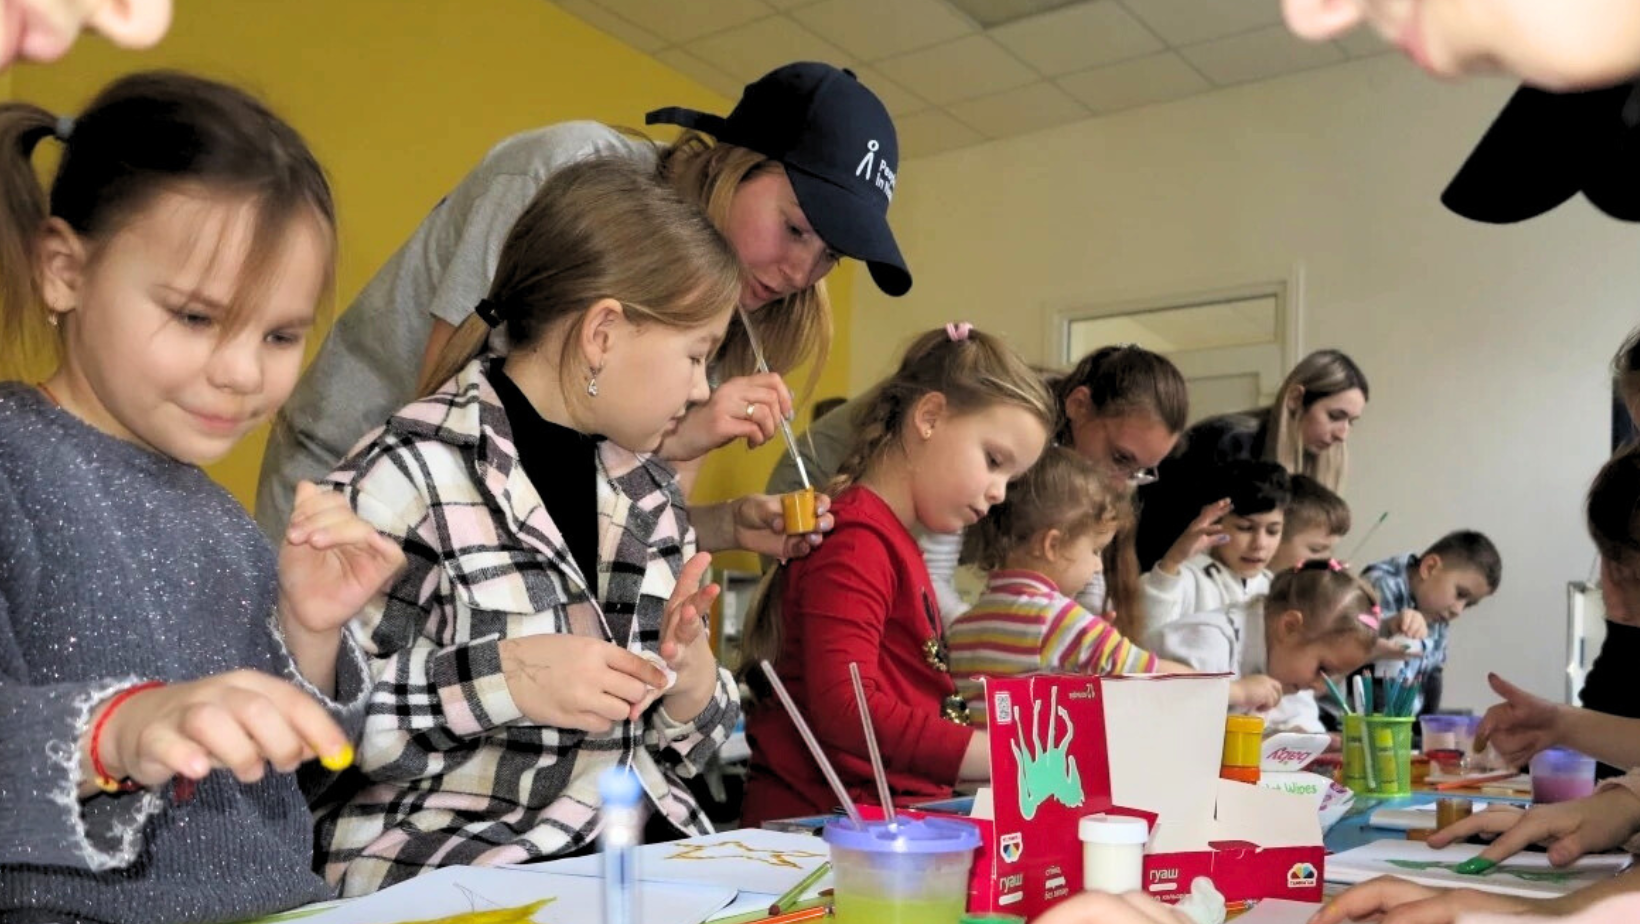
[1531,747,1596,773]
[1419,714,1468,730]
[598,766,643,807]
[1078,813,1150,845]
[1225,715,1264,734]
[822,817,981,854]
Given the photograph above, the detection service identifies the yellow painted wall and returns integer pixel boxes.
[8,0,852,521]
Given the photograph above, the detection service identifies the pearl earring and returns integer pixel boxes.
[587,364,601,397]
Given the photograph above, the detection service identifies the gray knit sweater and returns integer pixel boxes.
[0,384,366,923]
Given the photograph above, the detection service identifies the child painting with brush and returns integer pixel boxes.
[739,324,1056,826]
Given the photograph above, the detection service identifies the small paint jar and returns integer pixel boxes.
[1435,797,1473,830]
[1220,714,1264,784]
[1080,813,1149,894]
[781,487,818,535]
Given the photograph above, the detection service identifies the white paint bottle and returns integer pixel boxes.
[1079,813,1149,894]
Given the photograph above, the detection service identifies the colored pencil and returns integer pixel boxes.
[768,862,831,916]
[1322,674,1351,715]
[762,904,831,924]
[1433,771,1517,791]
[712,894,831,924]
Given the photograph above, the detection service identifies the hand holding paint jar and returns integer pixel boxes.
[781,486,819,535]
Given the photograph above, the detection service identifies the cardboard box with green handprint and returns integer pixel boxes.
[913,673,1326,918]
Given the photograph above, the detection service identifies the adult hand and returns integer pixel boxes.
[1427,789,1640,867]
[1475,673,1568,767]
[656,372,794,462]
[1309,876,1535,924]
[1157,499,1230,575]
[731,491,834,560]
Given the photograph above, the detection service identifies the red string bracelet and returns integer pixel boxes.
[90,681,164,794]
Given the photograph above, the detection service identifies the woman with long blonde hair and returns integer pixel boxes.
[257,62,906,562]
[1136,349,1369,571]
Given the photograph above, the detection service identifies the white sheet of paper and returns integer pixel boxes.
[522,829,830,896]
[969,786,995,821]
[292,866,735,924]
[1327,839,1631,899]
[1234,900,1327,924]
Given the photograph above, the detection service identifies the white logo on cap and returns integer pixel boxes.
[855,140,878,178]
[855,140,896,202]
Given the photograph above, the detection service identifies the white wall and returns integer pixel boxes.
[854,56,1640,712]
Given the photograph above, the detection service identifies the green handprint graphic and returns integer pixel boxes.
[1013,686,1085,820]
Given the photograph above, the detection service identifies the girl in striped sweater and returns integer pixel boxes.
[949,447,1285,721]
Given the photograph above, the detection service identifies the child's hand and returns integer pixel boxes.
[731,492,835,561]
[498,634,669,733]
[1388,608,1430,640]
[1157,499,1230,575]
[659,552,723,714]
[1230,674,1284,711]
[1373,638,1417,661]
[279,481,406,635]
[87,670,352,792]
[1475,673,1568,767]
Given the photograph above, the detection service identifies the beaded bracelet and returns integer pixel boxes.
[90,681,164,793]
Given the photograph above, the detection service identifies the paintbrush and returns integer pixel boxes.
[758,660,863,827]
[1343,511,1388,563]
[737,307,810,490]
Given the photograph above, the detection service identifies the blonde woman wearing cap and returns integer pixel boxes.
[257,62,906,562]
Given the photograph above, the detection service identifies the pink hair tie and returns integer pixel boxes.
[1358,604,1382,631]
[945,321,973,342]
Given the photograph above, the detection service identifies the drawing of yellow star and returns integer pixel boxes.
[665,839,826,869]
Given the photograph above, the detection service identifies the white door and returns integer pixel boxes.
[1063,292,1287,425]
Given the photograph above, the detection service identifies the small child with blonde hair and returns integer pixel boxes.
[950,447,1285,721]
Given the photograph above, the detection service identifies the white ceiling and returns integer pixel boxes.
[552,0,1395,158]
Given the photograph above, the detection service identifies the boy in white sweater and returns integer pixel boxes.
[1140,460,1291,646]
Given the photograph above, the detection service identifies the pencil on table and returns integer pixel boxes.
[768,861,831,916]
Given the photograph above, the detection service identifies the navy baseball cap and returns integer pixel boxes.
[647,61,911,296]
[1442,80,1640,224]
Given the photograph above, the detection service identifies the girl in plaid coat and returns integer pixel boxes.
[315,158,742,895]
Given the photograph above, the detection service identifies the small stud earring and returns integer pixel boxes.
[922,428,932,439]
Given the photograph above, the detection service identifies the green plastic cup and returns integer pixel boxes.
[1343,715,1415,797]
